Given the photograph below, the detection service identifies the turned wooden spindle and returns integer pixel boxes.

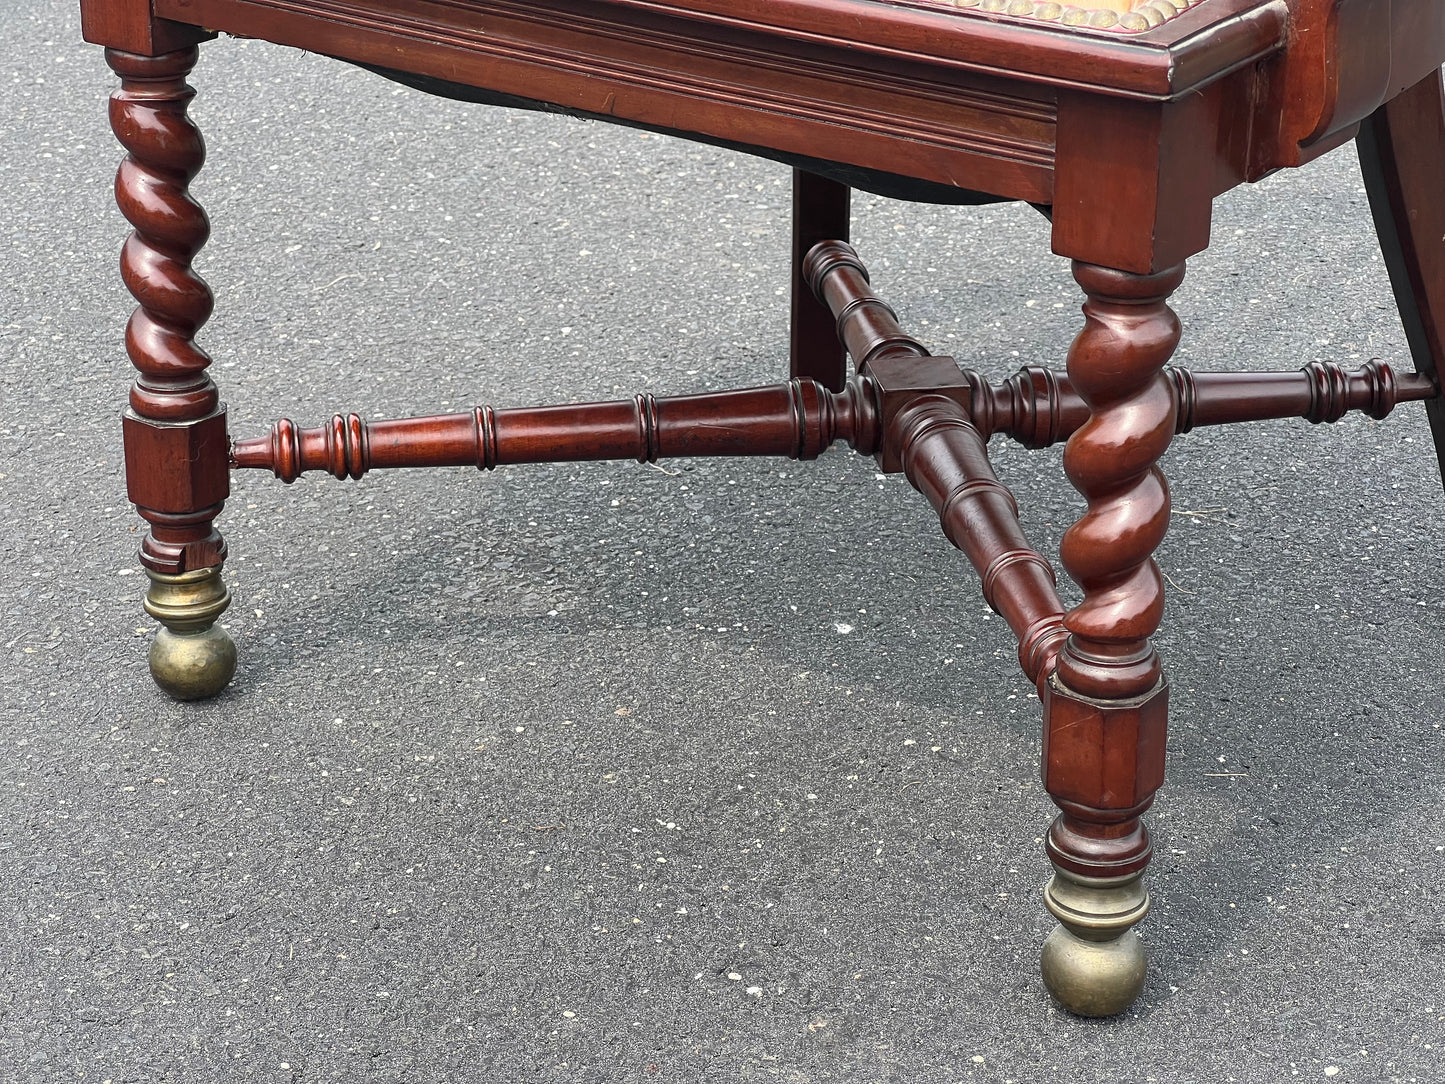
[974,359,1434,446]
[803,240,931,368]
[232,356,1432,486]
[109,46,235,700]
[886,395,1067,683]
[800,240,1433,449]
[232,379,885,481]
[1173,357,1425,430]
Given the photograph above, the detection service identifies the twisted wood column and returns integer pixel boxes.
[1038,261,1184,1016]
[1055,263,1181,700]
[109,46,235,699]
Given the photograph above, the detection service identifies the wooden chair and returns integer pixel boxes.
[79,0,1445,1015]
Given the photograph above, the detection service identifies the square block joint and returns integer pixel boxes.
[1042,675,1168,811]
[866,354,972,472]
[124,407,231,514]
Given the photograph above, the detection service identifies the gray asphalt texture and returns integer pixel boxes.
[4,4,1444,1082]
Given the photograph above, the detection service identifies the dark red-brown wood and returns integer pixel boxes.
[230,379,882,480]
[887,395,1066,684]
[804,239,932,368]
[1358,68,1445,484]
[790,170,850,391]
[82,0,211,56]
[1040,260,1183,919]
[1054,262,1183,702]
[82,0,1445,1019]
[977,359,1433,447]
[231,355,1434,484]
[109,46,229,576]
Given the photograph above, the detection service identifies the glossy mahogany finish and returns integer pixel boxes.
[889,395,1068,684]
[108,46,229,577]
[230,380,875,481]
[83,0,1445,1017]
[230,355,1432,481]
[790,170,851,391]
[1054,262,1182,703]
[1359,71,1445,481]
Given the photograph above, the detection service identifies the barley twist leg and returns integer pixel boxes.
[1040,261,1184,1016]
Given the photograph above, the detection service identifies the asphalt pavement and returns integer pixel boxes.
[2,3,1443,1081]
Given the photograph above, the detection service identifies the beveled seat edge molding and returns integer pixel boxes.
[154,0,1064,200]
[153,0,1289,99]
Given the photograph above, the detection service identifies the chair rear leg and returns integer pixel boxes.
[790,169,851,390]
[1358,69,1445,484]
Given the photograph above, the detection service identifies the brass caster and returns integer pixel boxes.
[1041,869,1150,1017]
[143,567,236,700]
[1041,925,1146,1018]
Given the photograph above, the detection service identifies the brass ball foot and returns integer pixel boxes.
[1041,868,1150,1016]
[1040,925,1146,1017]
[149,624,237,700]
[143,566,236,700]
